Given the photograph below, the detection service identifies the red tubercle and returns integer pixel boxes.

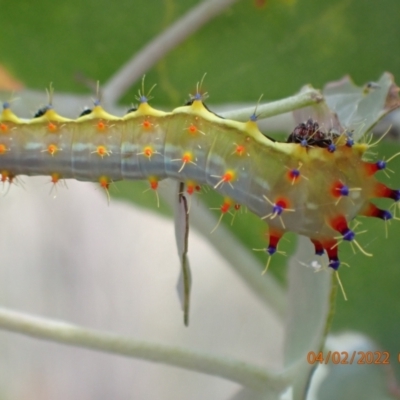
[363,159,388,176]
[361,202,393,221]
[266,230,283,255]
[374,182,400,201]
[186,180,201,195]
[361,202,381,218]
[272,197,292,217]
[329,214,349,235]
[310,239,324,256]
[268,233,281,249]
[186,184,195,195]
[275,197,290,210]
[322,240,338,258]
[363,161,379,176]
[329,214,356,242]
[321,239,340,270]
[287,168,300,183]
[331,181,341,198]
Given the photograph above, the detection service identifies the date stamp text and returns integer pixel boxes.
[306,351,396,365]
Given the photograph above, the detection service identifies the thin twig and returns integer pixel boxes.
[102,0,240,104]
[160,181,287,317]
[0,307,292,393]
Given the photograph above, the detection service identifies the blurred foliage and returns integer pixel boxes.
[1,0,400,381]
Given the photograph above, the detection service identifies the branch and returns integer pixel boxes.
[220,88,323,121]
[102,0,240,104]
[0,307,291,393]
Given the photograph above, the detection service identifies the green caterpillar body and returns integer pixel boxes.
[0,95,397,269]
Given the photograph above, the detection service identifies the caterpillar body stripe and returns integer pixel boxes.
[0,93,398,270]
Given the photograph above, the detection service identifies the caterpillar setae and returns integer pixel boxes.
[0,79,399,283]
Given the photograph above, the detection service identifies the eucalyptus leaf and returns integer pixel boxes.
[284,237,333,400]
[323,72,400,140]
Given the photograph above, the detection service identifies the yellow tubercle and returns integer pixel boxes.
[245,120,262,137]
[28,108,72,125]
[91,105,119,120]
[44,108,71,122]
[173,101,212,120]
[0,108,21,124]
[123,102,167,120]
[77,105,119,122]
[353,143,369,157]
[190,99,207,113]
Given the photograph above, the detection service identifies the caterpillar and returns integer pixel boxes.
[0,81,398,278]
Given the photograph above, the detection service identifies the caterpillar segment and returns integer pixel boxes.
[0,92,398,272]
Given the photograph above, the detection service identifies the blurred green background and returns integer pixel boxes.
[1,0,400,380]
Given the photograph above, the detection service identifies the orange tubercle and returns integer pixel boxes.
[0,143,7,155]
[222,170,235,183]
[95,145,110,157]
[186,180,200,195]
[148,176,158,190]
[47,122,58,133]
[1,170,9,182]
[235,144,245,156]
[182,152,193,163]
[51,172,60,184]
[0,123,9,133]
[47,144,58,155]
[143,146,153,158]
[220,197,233,213]
[96,120,107,132]
[99,175,110,189]
[142,119,152,129]
[214,169,236,189]
[187,124,198,135]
